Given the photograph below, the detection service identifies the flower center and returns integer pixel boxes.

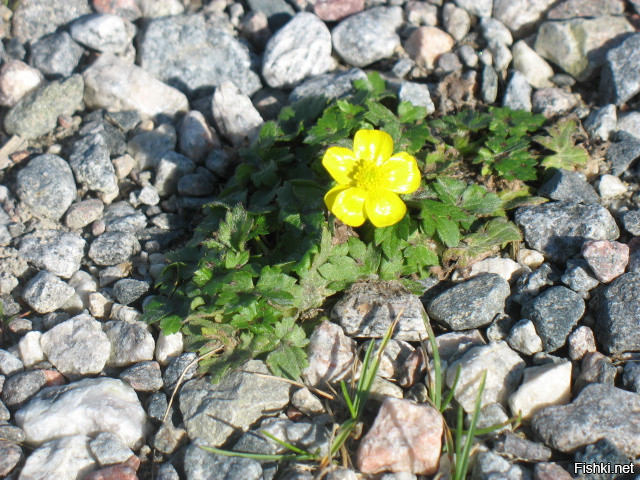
[352,160,384,192]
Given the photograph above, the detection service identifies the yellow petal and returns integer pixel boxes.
[380,152,421,194]
[324,185,367,227]
[365,190,406,228]
[353,129,393,164]
[322,147,358,185]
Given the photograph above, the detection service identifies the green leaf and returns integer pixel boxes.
[535,120,588,170]
[435,217,460,247]
[160,315,182,335]
[398,101,427,123]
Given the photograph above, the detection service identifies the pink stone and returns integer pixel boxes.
[356,397,443,475]
[567,326,596,361]
[534,462,573,480]
[302,321,357,387]
[42,370,66,386]
[92,0,141,19]
[0,60,44,108]
[82,465,137,480]
[581,240,629,283]
[404,27,454,69]
[314,0,364,21]
[398,347,426,387]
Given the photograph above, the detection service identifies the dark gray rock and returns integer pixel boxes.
[155,151,197,196]
[600,33,640,106]
[22,271,75,314]
[79,110,128,156]
[89,432,134,466]
[575,439,632,480]
[11,0,91,43]
[147,392,171,424]
[88,232,140,266]
[19,230,85,279]
[574,351,617,393]
[119,361,163,392]
[537,169,599,204]
[1,370,47,408]
[113,278,150,305]
[4,74,84,139]
[427,273,510,330]
[69,134,119,195]
[105,110,141,132]
[177,170,217,197]
[104,320,155,367]
[138,14,261,96]
[623,361,640,393]
[0,440,22,477]
[262,13,332,89]
[289,68,367,103]
[532,383,640,457]
[247,0,294,30]
[606,133,640,176]
[514,201,619,263]
[471,450,531,480]
[560,259,599,295]
[16,154,77,221]
[163,352,198,393]
[103,202,146,233]
[522,286,585,351]
[454,0,492,18]
[332,7,402,68]
[0,350,24,376]
[494,432,552,462]
[583,104,616,142]
[593,273,640,354]
[184,441,263,480]
[481,65,499,104]
[29,32,85,78]
[157,463,180,480]
[532,88,577,118]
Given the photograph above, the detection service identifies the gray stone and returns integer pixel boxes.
[506,319,542,356]
[184,441,263,480]
[19,230,85,279]
[398,82,435,114]
[623,361,640,393]
[621,210,640,236]
[154,151,197,196]
[17,435,96,480]
[494,432,551,462]
[178,170,217,197]
[472,451,531,480]
[0,58,44,108]
[289,68,367,103]
[163,352,198,392]
[29,32,85,78]
[442,3,470,42]
[594,273,640,354]
[481,65,498,104]
[262,13,332,89]
[4,74,84,139]
[128,123,177,171]
[113,278,150,305]
[560,259,599,294]
[575,439,632,479]
[332,281,428,341]
[157,463,180,480]
[457,45,478,68]
[119,361,163,392]
[537,169,599,205]
[606,134,640,176]
[180,110,220,163]
[535,16,633,81]
[103,202,146,233]
[70,14,134,54]
[600,33,640,105]
[574,351,617,392]
[547,0,625,19]
[0,440,22,477]
[40,314,111,376]
[532,383,640,457]
[179,360,291,446]
[532,88,577,118]
[332,7,402,68]
[302,321,356,387]
[23,271,75,314]
[83,54,189,119]
[427,273,510,330]
[212,81,264,147]
[492,0,557,36]
[584,104,617,142]
[16,154,76,220]
[1,370,47,408]
[138,14,261,96]
[454,0,491,17]
[446,341,525,413]
[511,40,554,89]
[104,320,155,367]
[247,0,294,30]
[88,232,141,266]
[615,112,640,141]
[89,432,134,466]
[11,0,91,43]
[69,134,119,195]
[503,70,531,111]
[15,377,147,448]
[514,201,619,263]
[488,39,512,72]
[480,18,512,46]
[436,53,462,74]
[65,199,105,230]
[0,349,24,376]
[522,286,585,351]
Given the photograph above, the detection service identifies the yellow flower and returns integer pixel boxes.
[322,129,421,228]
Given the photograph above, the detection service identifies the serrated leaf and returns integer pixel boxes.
[435,217,460,247]
[536,120,588,170]
[398,101,427,123]
[160,315,183,335]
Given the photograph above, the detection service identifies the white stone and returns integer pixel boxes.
[70,14,135,54]
[598,174,627,198]
[509,360,572,421]
[15,377,148,448]
[18,435,96,480]
[88,292,112,318]
[512,40,554,89]
[468,257,526,282]
[516,248,545,269]
[104,320,155,367]
[18,331,45,368]
[212,81,264,146]
[155,331,184,366]
[68,270,98,310]
[0,59,44,108]
[506,319,543,356]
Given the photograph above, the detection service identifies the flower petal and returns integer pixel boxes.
[353,129,393,164]
[380,152,421,194]
[365,190,406,228]
[325,185,367,227]
[322,147,358,185]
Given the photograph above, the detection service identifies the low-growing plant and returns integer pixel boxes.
[143,72,587,381]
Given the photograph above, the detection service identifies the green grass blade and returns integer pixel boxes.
[330,418,357,456]
[456,370,487,480]
[340,380,356,418]
[260,430,312,456]
[199,445,312,462]
[441,364,461,412]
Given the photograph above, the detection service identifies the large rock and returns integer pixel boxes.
[40,314,111,377]
[22,271,75,314]
[211,82,264,147]
[11,0,91,43]
[88,232,140,266]
[332,281,428,341]
[17,435,96,480]
[514,201,619,263]
[138,14,261,96]
[532,383,640,457]
[179,360,290,447]
[593,273,640,354]
[332,7,402,68]
[83,54,189,119]
[534,16,633,81]
[29,32,85,78]
[262,13,332,89]
[600,33,640,105]
[4,75,84,139]
[15,377,147,448]
[19,230,85,279]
